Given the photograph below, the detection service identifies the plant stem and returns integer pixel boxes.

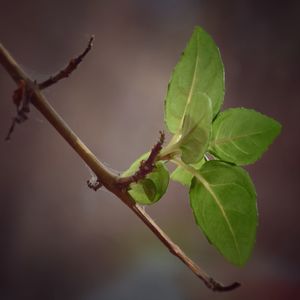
[0,42,239,292]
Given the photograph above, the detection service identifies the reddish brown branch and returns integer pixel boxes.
[117,131,165,188]
[38,36,94,90]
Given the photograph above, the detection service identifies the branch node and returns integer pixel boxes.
[87,175,103,191]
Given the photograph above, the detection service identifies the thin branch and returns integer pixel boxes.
[117,131,165,188]
[38,36,94,90]
[0,42,240,292]
[127,202,240,291]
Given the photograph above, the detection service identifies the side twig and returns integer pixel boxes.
[0,41,240,292]
[38,36,94,90]
[5,79,29,140]
[117,131,165,188]
[4,37,94,140]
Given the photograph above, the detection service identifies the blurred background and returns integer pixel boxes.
[0,0,299,299]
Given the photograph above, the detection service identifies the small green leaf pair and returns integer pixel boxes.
[121,27,281,266]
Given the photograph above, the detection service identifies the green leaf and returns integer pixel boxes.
[209,108,282,165]
[164,26,224,134]
[189,161,257,266]
[140,178,156,200]
[178,93,212,164]
[171,159,204,187]
[122,153,169,205]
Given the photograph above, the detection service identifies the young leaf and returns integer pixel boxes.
[122,153,169,205]
[171,159,204,187]
[164,26,224,134]
[189,161,257,266]
[209,108,282,165]
[178,93,212,164]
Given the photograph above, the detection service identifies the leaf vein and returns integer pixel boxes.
[196,174,242,261]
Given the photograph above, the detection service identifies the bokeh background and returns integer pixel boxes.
[0,0,299,299]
